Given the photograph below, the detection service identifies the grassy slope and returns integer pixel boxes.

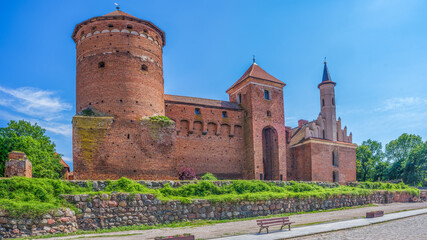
[0,177,419,218]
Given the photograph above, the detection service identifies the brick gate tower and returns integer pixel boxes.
[227,62,287,180]
[72,9,175,180]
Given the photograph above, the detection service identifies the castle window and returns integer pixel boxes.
[127,25,133,30]
[141,64,148,72]
[195,108,201,115]
[222,111,228,118]
[323,130,325,139]
[332,150,339,167]
[322,99,325,107]
[332,98,335,106]
[333,171,339,183]
[264,90,271,100]
[98,61,105,68]
[108,24,114,28]
[267,111,271,117]
[237,93,242,104]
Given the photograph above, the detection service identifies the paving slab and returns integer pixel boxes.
[213,208,427,240]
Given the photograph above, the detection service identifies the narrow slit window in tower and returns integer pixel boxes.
[322,99,325,106]
[237,93,242,104]
[332,98,335,106]
[267,111,271,117]
[264,90,271,100]
[323,130,325,139]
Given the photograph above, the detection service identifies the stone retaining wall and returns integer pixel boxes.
[0,190,418,238]
[62,191,397,230]
[0,209,77,239]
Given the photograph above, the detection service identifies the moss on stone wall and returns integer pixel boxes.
[73,116,114,166]
[139,116,175,143]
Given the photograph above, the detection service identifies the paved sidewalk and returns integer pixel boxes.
[43,202,427,240]
[213,208,427,240]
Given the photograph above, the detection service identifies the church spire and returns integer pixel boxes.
[322,60,332,82]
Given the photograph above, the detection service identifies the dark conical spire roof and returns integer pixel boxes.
[322,61,332,82]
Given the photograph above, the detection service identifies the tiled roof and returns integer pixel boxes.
[103,10,136,18]
[227,63,285,92]
[60,158,70,169]
[165,94,241,110]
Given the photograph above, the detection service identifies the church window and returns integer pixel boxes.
[264,90,271,100]
[141,64,148,72]
[98,61,105,68]
[195,108,201,115]
[267,111,271,117]
[322,130,325,139]
[332,98,335,106]
[222,111,228,118]
[127,25,133,30]
[237,93,242,104]
[322,99,325,106]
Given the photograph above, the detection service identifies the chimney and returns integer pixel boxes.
[298,119,309,128]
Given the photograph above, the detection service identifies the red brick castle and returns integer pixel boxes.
[72,10,356,183]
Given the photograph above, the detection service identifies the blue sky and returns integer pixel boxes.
[1,0,426,170]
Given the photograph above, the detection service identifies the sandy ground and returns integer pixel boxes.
[42,202,427,240]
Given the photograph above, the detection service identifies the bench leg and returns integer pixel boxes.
[259,227,263,234]
[288,224,291,231]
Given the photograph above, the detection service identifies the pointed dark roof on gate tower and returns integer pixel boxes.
[227,63,285,93]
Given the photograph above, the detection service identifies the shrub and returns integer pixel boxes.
[178,166,196,180]
[200,172,218,180]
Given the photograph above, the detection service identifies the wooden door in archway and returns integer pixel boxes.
[262,127,277,180]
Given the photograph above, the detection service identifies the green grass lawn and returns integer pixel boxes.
[0,177,419,218]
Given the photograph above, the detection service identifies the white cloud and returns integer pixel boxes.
[377,97,427,112]
[0,86,71,121]
[62,156,73,163]
[0,85,72,137]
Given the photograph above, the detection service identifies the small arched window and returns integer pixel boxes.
[264,90,271,100]
[108,24,114,28]
[195,108,201,115]
[222,111,228,118]
[98,61,105,68]
[322,130,326,139]
[322,99,325,107]
[267,111,271,117]
[332,98,335,106]
[127,25,133,30]
[141,64,148,72]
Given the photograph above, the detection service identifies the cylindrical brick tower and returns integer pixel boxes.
[72,10,166,119]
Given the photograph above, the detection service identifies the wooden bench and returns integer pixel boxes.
[256,217,294,233]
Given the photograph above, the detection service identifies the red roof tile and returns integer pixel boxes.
[227,63,285,92]
[103,10,136,18]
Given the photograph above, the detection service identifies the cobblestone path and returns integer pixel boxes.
[289,213,427,240]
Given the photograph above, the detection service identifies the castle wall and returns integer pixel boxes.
[165,101,245,179]
[287,143,312,181]
[310,139,357,184]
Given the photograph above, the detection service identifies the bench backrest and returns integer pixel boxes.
[257,217,290,226]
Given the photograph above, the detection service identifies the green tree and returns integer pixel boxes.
[403,141,427,186]
[356,145,373,181]
[0,120,63,178]
[385,134,422,180]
